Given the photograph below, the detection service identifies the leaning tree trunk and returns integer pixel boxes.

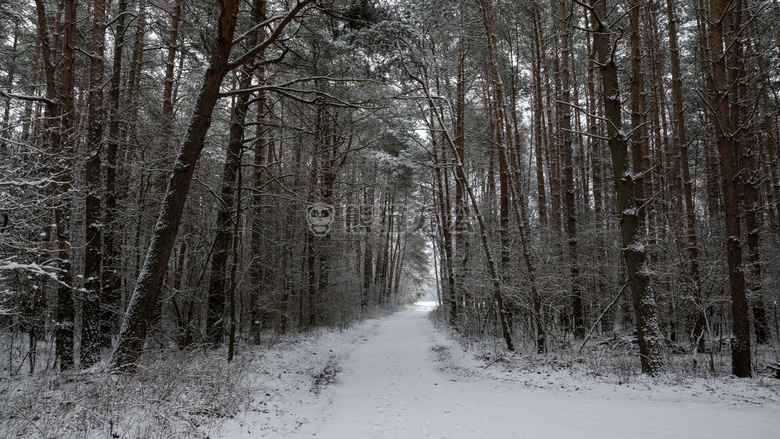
[480,0,546,352]
[420,2,514,351]
[109,34,234,372]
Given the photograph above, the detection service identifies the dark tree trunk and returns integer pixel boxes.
[205,72,252,345]
[35,0,78,372]
[101,0,127,350]
[666,0,705,350]
[249,0,268,342]
[592,0,665,375]
[82,0,107,368]
[531,23,548,225]
[560,0,584,339]
[161,0,183,136]
[706,0,751,377]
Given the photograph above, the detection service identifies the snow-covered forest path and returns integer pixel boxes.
[292,305,779,439]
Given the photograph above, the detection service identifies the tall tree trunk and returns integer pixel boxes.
[206,72,253,345]
[431,123,456,323]
[362,184,375,307]
[749,20,780,236]
[59,1,78,370]
[591,0,665,375]
[534,0,558,229]
[706,0,751,377]
[696,0,722,222]
[101,0,127,350]
[204,0,265,342]
[585,10,604,217]
[666,0,705,350]
[740,0,769,345]
[249,0,268,341]
[629,0,649,233]
[0,25,17,155]
[531,24,548,225]
[21,30,41,146]
[124,0,146,152]
[161,0,183,137]
[454,33,469,325]
[227,142,243,362]
[473,0,521,351]
[82,0,107,368]
[417,63,512,349]
[35,0,78,371]
[560,0,584,339]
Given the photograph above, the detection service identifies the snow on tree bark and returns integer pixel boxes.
[591,0,665,375]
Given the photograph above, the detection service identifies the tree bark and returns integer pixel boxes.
[249,0,268,340]
[81,0,107,369]
[205,72,252,345]
[101,0,127,350]
[706,0,751,377]
[560,0,584,339]
[454,33,469,325]
[531,22,548,225]
[35,0,78,371]
[666,0,705,350]
[161,0,183,137]
[0,25,17,155]
[591,0,665,375]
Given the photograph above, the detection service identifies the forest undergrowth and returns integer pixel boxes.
[428,306,780,397]
[0,347,251,438]
[0,305,399,439]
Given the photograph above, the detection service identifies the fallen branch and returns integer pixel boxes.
[578,282,627,353]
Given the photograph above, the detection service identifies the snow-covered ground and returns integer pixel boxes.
[4,303,777,438]
[220,303,780,439]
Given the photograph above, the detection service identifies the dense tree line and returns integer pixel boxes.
[410,0,780,378]
[0,0,778,378]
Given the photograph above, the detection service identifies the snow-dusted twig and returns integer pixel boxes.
[578,282,628,353]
